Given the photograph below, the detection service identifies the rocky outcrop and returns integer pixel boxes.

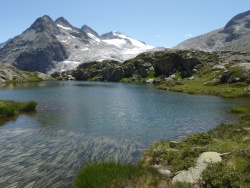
[51,49,250,85]
[172,152,222,184]
[0,63,52,82]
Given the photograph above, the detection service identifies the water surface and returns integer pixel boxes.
[0,81,245,187]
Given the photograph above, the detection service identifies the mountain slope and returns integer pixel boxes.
[0,39,11,49]
[0,16,68,73]
[175,10,250,52]
[0,15,154,73]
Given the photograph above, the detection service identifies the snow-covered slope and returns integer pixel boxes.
[0,15,155,74]
[101,31,153,49]
[54,28,154,73]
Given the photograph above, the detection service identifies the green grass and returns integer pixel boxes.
[157,65,247,98]
[74,162,169,188]
[231,105,250,113]
[0,100,37,118]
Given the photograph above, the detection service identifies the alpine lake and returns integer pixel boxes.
[0,81,247,188]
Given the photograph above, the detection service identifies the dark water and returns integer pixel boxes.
[0,81,245,187]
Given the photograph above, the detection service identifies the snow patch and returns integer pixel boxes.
[82,48,89,51]
[61,40,69,44]
[87,33,101,43]
[57,24,72,30]
[103,39,127,48]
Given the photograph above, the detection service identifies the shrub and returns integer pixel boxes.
[200,162,244,188]
[183,133,211,146]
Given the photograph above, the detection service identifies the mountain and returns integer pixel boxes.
[0,39,11,48]
[175,10,250,52]
[0,15,154,73]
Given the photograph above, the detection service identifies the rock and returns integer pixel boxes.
[197,152,222,164]
[188,76,195,80]
[170,74,176,79]
[0,63,52,82]
[146,78,155,83]
[192,68,198,73]
[172,152,222,184]
[158,169,171,176]
[169,141,181,148]
[172,170,195,183]
[102,67,124,81]
[153,164,162,169]
[243,85,250,92]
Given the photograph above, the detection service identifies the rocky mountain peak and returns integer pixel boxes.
[29,15,60,34]
[224,10,250,30]
[100,31,125,40]
[55,17,73,28]
[0,15,154,73]
[81,25,100,38]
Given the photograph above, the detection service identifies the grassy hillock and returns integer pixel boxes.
[0,100,37,118]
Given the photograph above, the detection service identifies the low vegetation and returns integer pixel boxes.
[0,100,37,118]
[74,162,169,188]
[75,105,250,187]
[157,63,250,98]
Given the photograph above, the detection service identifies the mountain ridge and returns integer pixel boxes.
[0,15,155,73]
[175,10,250,52]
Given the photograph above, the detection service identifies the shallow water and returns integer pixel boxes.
[0,81,245,187]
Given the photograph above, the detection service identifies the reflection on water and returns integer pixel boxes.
[0,81,246,188]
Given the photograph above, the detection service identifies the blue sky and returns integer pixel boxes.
[1,0,250,47]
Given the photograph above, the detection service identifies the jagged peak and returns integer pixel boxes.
[55,17,72,27]
[29,15,60,34]
[81,25,100,38]
[100,31,126,40]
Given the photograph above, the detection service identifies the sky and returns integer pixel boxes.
[1,0,250,47]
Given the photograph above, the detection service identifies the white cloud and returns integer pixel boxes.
[185,34,193,38]
[156,34,161,38]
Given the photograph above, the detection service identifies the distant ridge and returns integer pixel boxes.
[175,10,250,52]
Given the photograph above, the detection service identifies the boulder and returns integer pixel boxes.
[172,152,222,184]
[146,78,155,83]
[102,67,124,81]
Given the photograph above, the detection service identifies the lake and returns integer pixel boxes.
[0,81,245,187]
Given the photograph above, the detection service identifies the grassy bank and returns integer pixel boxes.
[0,100,37,118]
[157,65,250,98]
[74,105,250,187]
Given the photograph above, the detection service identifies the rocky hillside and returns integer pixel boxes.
[0,39,11,49]
[175,10,250,52]
[0,63,52,83]
[0,15,155,74]
[52,49,250,97]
